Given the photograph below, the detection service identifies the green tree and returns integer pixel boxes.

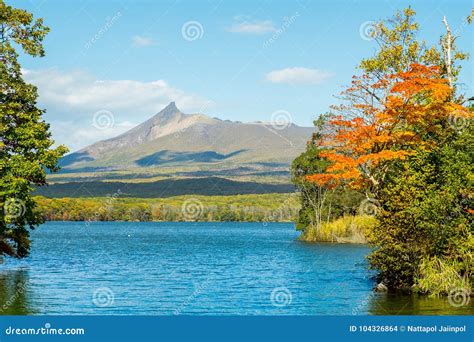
[368,118,473,292]
[360,7,467,84]
[0,1,67,258]
[360,8,473,293]
[296,7,473,295]
[291,116,364,231]
[291,116,331,230]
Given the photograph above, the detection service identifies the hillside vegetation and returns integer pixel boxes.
[35,193,300,222]
[34,177,295,198]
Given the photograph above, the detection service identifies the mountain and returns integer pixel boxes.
[34,177,296,198]
[59,102,314,178]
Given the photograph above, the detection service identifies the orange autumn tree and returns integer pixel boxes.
[306,63,470,197]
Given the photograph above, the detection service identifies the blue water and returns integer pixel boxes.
[2,222,470,315]
[0,222,374,315]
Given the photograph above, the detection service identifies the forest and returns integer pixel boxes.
[34,194,300,223]
[291,8,473,295]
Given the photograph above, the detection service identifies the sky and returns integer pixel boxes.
[9,0,474,151]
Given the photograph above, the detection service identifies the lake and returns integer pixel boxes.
[0,222,472,315]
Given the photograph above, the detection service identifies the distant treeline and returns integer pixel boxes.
[34,177,295,198]
[34,193,300,222]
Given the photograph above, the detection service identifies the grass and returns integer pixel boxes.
[299,215,378,244]
[416,256,472,296]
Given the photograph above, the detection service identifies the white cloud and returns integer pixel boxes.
[132,35,156,47]
[23,68,214,151]
[227,20,277,34]
[49,121,136,153]
[265,67,332,85]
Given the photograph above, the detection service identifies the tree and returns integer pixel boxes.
[306,64,470,198]
[298,7,473,294]
[0,1,67,258]
[291,116,332,230]
[306,8,469,197]
[291,116,364,231]
[367,118,473,292]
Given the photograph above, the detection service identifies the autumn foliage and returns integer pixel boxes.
[295,8,473,294]
[306,63,471,194]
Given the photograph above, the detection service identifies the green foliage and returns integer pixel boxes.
[0,1,67,258]
[34,193,300,223]
[359,7,467,82]
[291,118,329,230]
[291,116,364,231]
[295,7,473,296]
[34,177,295,198]
[367,122,473,290]
[352,8,472,294]
[416,256,471,296]
[360,8,440,74]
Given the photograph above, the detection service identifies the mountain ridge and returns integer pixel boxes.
[60,102,314,176]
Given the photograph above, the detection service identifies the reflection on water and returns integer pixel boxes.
[0,269,36,315]
[368,292,474,315]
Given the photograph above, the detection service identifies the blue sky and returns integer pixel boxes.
[10,0,474,151]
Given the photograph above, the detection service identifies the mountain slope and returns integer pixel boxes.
[60,102,313,175]
[35,177,295,198]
